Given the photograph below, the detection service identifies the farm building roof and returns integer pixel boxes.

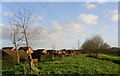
[2,49,28,59]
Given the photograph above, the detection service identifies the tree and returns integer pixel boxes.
[15,9,34,72]
[8,22,24,64]
[81,35,110,55]
[51,44,56,59]
[9,23,23,50]
[8,8,39,72]
[7,11,25,65]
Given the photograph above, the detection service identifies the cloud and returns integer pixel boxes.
[98,0,107,3]
[109,10,118,21]
[102,25,109,29]
[31,20,84,46]
[0,24,4,27]
[1,24,11,39]
[86,0,107,3]
[103,9,118,21]
[106,10,117,15]
[112,10,117,13]
[31,20,84,49]
[32,16,43,21]
[0,24,3,39]
[2,12,13,17]
[85,3,96,9]
[53,21,83,33]
[111,14,118,21]
[104,9,117,17]
[64,21,83,33]
[77,14,98,24]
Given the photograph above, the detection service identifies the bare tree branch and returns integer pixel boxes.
[81,34,110,55]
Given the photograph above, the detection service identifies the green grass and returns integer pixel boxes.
[35,54,119,75]
[98,54,120,61]
[2,54,120,75]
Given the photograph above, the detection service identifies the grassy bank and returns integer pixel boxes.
[98,54,120,61]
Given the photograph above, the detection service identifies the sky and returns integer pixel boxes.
[0,1,118,50]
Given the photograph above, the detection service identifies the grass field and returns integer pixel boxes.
[2,54,120,75]
[98,54,120,61]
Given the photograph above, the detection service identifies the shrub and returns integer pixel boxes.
[41,54,53,61]
[2,57,16,68]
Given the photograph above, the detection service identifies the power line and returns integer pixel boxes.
[39,2,64,38]
[22,2,64,40]
[40,2,81,49]
[3,2,67,43]
[6,2,62,40]
[43,2,66,35]
[2,3,17,13]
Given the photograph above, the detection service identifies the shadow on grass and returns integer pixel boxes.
[102,59,120,64]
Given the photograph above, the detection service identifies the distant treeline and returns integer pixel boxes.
[80,47,120,56]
